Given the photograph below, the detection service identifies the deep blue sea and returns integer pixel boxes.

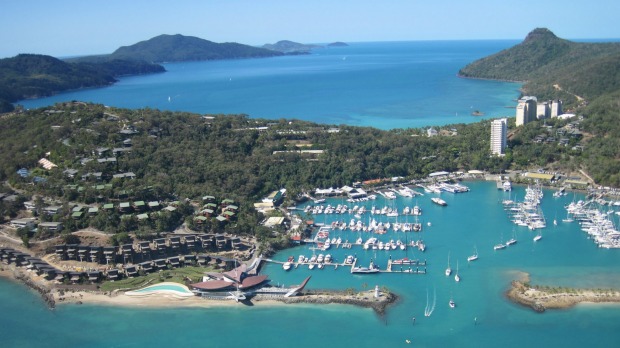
[18,40,523,129]
[2,181,620,347]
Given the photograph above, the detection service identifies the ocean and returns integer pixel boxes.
[18,40,522,130]
[2,181,620,347]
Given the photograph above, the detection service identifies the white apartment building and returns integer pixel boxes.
[490,118,507,156]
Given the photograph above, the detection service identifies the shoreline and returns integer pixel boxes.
[0,264,396,315]
[505,273,620,313]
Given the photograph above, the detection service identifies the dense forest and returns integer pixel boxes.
[0,98,617,248]
[459,28,620,107]
[0,54,164,112]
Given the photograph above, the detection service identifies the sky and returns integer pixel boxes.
[1,0,619,58]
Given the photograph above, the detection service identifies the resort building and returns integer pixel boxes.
[536,101,550,119]
[490,118,508,156]
[515,96,537,126]
[550,99,563,118]
[190,263,310,300]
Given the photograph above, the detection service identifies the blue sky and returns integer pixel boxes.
[1,0,619,58]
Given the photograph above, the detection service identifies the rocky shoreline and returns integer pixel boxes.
[262,290,398,316]
[506,275,620,313]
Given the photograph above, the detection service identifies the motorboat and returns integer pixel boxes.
[431,197,447,206]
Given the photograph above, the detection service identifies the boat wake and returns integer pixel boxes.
[424,287,436,317]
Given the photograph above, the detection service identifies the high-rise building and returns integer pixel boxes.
[490,118,507,156]
[515,96,537,126]
[537,101,550,119]
[550,99,563,118]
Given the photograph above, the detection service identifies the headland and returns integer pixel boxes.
[506,273,620,313]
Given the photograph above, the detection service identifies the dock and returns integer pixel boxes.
[263,257,427,274]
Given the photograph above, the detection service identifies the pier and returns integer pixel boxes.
[262,257,427,275]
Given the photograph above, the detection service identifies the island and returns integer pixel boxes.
[506,274,620,313]
[327,42,349,47]
[262,40,321,54]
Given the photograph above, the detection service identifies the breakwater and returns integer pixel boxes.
[257,289,398,316]
[506,276,620,313]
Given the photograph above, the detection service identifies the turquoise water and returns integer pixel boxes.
[18,41,522,129]
[2,181,620,347]
[132,283,191,293]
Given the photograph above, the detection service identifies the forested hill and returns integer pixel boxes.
[0,54,164,112]
[109,34,284,62]
[458,28,620,104]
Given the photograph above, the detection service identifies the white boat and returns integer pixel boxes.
[282,262,292,271]
[445,252,452,276]
[505,238,517,246]
[494,243,506,250]
[308,263,315,270]
[533,231,542,242]
[454,261,460,282]
[351,260,380,274]
[431,197,447,206]
[449,298,455,308]
[467,246,478,262]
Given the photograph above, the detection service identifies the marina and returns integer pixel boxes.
[2,180,620,347]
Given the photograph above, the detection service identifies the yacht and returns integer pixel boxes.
[431,197,447,206]
[493,243,506,250]
[505,238,517,246]
[454,261,460,282]
[467,247,478,262]
[351,260,380,274]
[282,261,292,271]
[449,298,456,308]
[533,233,542,242]
[445,252,452,276]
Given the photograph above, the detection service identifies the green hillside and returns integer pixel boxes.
[0,54,164,112]
[109,34,283,62]
[459,28,620,104]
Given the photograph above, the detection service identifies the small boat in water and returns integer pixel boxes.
[454,260,460,282]
[351,260,380,274]
[445,252,452,276]
[431,197,447,206]
[282,261,292,271]
[494,243,506,250]
[449,298,455,308]
[467,246,478,262]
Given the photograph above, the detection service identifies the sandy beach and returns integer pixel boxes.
[1,262,395,313]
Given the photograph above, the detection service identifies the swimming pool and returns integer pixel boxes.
[126,282,195,298]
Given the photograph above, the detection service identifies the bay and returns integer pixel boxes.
[18,41,522,130]
[2,181,620,347]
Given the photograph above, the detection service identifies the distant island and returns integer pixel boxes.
[262,40,321,54]
[327,42,349,47]
[105,34,284,63]
[0,34,300,112]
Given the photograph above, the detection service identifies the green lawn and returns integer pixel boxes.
[99,266,213,292]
